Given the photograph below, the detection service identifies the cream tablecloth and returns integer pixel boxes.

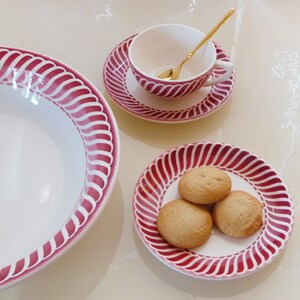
[0,0,299,299]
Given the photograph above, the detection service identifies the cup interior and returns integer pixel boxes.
[129,24,217,81]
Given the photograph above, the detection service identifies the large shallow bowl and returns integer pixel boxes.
[0,46,119,289]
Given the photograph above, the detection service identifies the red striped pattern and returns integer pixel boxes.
[103,36,235,123]
[0,47,119,288]
[132,142,293,279]
[130,64,211,98]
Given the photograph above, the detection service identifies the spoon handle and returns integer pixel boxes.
[181,8,235,66]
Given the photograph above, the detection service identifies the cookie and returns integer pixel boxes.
[212,190,263,238]
[157,199,213,249]
[178,166,232,204]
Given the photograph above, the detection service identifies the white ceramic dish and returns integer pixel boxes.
[132,142,294,280]
[0,46,119,289]
[103,36,235,123]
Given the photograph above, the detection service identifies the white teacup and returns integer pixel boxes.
[128,24,233,98]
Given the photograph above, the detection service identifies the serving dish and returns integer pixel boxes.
[0,46,119,289]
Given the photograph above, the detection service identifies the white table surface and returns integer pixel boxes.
[0,0,299,299]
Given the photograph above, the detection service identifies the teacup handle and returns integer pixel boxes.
[203,60,233,87]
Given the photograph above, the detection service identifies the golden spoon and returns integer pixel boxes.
[157,8,235,80]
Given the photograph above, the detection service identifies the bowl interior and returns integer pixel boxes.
[0,84,86,267]
[129,24,216,80]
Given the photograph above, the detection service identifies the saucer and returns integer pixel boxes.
[103,35,235,123]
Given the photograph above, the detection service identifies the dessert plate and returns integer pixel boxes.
[103,36,235,123]
[0,46,119,289]
[132,142,294,280]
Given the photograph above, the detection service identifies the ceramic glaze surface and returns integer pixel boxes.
[133,142,293,280]
[128,24,233,97]
[104,37,235,122]
[0,47,119,289]
[0,84,86,267]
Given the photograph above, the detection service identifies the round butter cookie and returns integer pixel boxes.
[212,190,263,238]
[157,199,212,249]
[178,166,232,204]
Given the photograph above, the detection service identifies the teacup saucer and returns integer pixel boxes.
[103,35,235,123]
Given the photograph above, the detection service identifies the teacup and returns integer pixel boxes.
[128,24,233,98]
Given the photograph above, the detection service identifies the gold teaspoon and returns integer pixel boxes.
[157,8,235,80]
